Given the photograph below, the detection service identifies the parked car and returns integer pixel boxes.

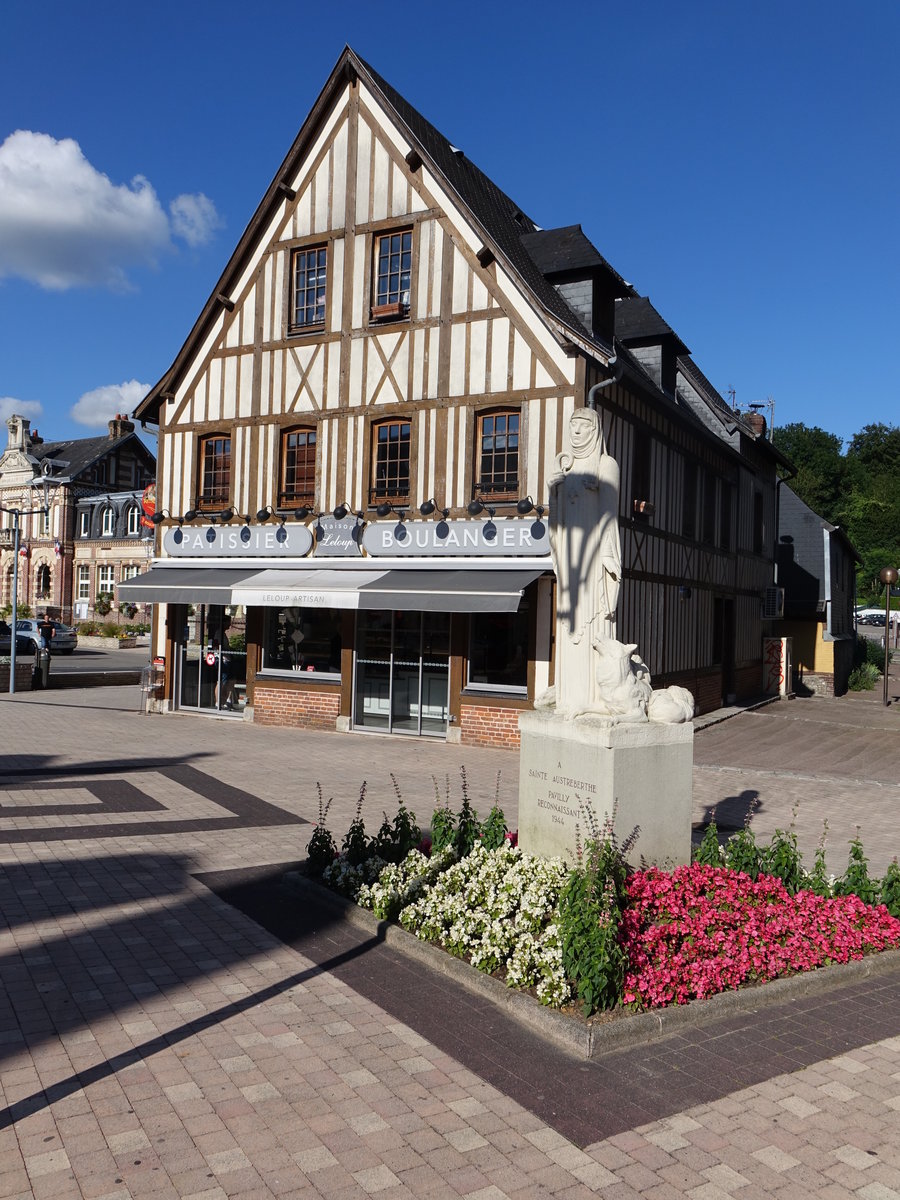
[13,618,78,654]
[857,610,886,626]
[0,626,35,656]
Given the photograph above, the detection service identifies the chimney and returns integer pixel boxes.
[6,415,32,452]
[746,411,767,438]
[30,428,43,445]
[108,414,135,440]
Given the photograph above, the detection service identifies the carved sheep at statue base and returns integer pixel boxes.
[574,637,695,725]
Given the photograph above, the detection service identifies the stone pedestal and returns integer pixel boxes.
[518,709,694,867]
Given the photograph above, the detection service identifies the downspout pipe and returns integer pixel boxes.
[587,356,622,410]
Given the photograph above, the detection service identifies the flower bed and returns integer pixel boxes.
[302,774,900,1019]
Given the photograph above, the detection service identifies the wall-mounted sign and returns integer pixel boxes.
[313,516,362,557]
[361,518,550,557]
[162,523,313,557]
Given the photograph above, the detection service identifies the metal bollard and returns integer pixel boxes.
[39,647,50,689]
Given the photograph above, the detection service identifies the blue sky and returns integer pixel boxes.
[1,0,896,451]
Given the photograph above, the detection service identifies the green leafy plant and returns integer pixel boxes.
[306,785,337,877]
[342,783,370,866]
[805,821,832,897]
[430,774,456,854]
[880,858,900,919]
[834,829,879,906]
[760,809,804,894]
[723,801,762,879]
[559,805,635,1016]
[94,592,113,616]
[694,812,724,867]
[453,768,481,856]
[480,805,507,850]
[848,662,880,691]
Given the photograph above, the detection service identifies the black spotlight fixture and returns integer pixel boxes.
[256,505,275,522]
[218,507,235,522]
[183,508,198,522]
[467,499,484,516]
[419,498,450,519]
[376,501,393,518]
[516,496,534,515]
[149,509,183,526]
[292,506,311,521]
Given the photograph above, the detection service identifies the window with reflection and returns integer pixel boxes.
[289,245,327,331]
[370,419,411,504]
[475,410,519,502]
[197,435,231,509]
[261,606,342,676]
[280,427,316,508]
[467,602,529,693]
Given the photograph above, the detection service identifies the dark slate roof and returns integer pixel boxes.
[677,355,749,431]
[615,297,688,352]
[517,225,632,291]
[358,56,612,348]
[28,433,153,481]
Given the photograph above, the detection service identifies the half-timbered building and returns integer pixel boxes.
[127,47,783,743]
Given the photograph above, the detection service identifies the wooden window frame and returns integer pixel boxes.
[369,418,412,507]
[289,245,327,333]
[279,426,317,509]
[474,408,520,504]
[196,435,232,511]
[371,228,412,322]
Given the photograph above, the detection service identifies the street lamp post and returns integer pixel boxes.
[880,566,898,707]
[1,464,57,695]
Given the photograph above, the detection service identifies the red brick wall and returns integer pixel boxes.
[459,703,523,749]
[253,686,340,729]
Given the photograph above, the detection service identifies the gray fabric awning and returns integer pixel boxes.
[120,565,545,612]
[116,567,258,604]
[232,567,543,611]
[357,569,543,612]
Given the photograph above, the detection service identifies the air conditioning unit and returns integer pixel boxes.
[762,586,785,619]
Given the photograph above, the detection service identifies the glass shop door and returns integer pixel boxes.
[353,610,450,736]
[177,603,247,715]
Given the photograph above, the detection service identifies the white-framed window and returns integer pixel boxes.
[126,506,141,536]
[121,564,141,581]
[97,565,115,593]
[101,508,115,536]
[40,510,50,536]
[77,566,90,600]
[79,511,90,537]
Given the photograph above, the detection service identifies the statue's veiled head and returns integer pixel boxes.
[569,408,602,458]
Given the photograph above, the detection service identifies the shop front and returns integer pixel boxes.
[119,516,552,746]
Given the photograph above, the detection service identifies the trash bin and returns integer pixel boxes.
[32,648,50,690]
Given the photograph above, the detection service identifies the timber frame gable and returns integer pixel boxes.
[136,47,613,526]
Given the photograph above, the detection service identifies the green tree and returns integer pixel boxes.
[773,423,846,520]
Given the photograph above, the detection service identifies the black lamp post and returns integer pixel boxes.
[880,566,898,706]
[1,463,58,695]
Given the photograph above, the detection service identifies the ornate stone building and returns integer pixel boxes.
[0,415,155,622]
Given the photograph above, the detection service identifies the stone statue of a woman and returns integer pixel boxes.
[542,406,622,717]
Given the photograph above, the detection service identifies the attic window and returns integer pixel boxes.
[101,507,115,537]
[371,229,412,321]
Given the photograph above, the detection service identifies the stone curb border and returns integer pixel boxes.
[281,871,900,1060]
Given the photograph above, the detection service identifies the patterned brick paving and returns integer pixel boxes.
[0,678,898,1198]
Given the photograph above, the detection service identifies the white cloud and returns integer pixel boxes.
[0,397,42,425]
[169,192,223,247]
[70,380,150,428]
[0,131,222,291]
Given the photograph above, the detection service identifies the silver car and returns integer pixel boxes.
[13,618,78,655]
